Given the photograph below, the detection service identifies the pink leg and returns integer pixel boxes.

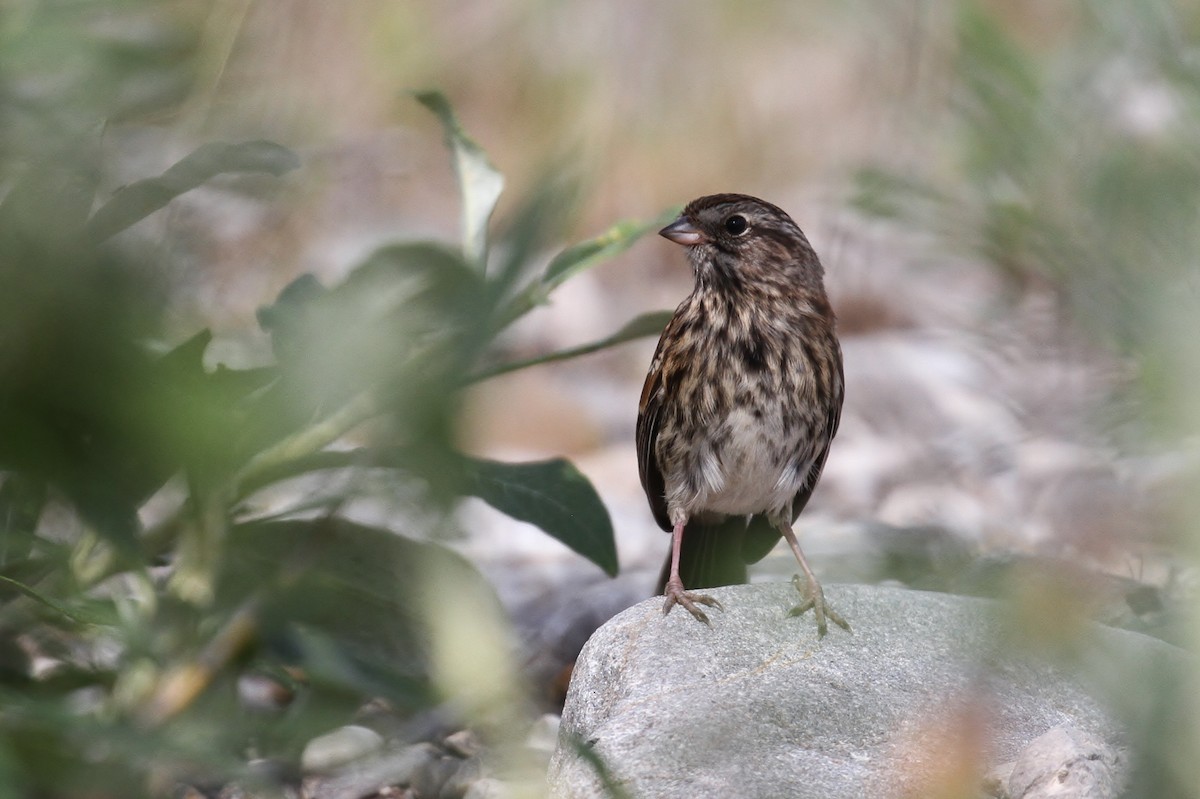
[779,520,849,637]
[662,519,723,625]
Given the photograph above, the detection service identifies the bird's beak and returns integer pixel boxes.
[659,216,709,246]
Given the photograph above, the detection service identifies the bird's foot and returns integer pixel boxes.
[663,577,723,626]
[788,574,850,637]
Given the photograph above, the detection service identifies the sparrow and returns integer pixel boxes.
[636,193,848,636]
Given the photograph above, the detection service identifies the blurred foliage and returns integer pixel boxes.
[853,1,1200,434]
[854,2,1200,795]
[0,7,673,786]
[0,1,204,150]
[4,0,1198,796]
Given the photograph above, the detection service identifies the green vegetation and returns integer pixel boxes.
[853,5,1200,795]
[0,61,666,795]
[1,1,1198,796]
[854,3,1200,438]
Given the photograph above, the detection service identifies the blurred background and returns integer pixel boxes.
[158,0,1197,620]
[2,0,1199,796]
[64,0,1195,582]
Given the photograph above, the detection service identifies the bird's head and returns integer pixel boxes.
[658,193,824,295]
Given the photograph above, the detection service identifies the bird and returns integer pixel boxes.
[636,193,849,636]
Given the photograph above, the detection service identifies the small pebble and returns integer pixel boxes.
[443,729,483,759]
[463,778,510,799]
[237,672,295,712]
[439,756,482,799]
[305,743,436,799]
[172,786,208,799]
[301,725,384,772]
[525,714,560,755]
[217,783,250,799]
[411,753,459,798]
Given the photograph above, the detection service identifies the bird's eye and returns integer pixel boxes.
[724,214,748,236]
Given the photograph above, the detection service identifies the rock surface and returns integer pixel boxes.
[549,583,1182,799]
[301,725,385,773]
[990,725,1125,799]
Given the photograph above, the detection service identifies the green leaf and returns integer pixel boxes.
[249,243,486,470]
[232,450,622,580]
[258,243,482,369]
[415,90,505,267]
[0,575,115,626]
[144,329,279,479]
[852,166,947,222]
[543,206,679,287]
[0,474,45,566]
[955,5,1043,181]
[493,205,679,331]
[0,130,102,246]
[486,174,580,302]
[284,625,434,711]
[220,518,502,696]
[470,309,673,382]
[85,140,300,242]
[462,457,617,576]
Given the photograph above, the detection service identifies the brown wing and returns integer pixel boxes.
[788,353,844,522]
[636,347,672,532]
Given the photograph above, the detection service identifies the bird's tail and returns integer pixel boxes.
[654,515,780,594]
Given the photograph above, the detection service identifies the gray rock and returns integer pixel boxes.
[301,725,384,773]
[309,742,438,799]
[549,583,1182,799]
[526,713,562,758]
[463,777,510,799]
[439,756,482,799]
[443,729,484,759]
[1002,725,1125,799]
[411,751,460,799]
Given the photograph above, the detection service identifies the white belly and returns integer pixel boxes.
[668,407,809,519]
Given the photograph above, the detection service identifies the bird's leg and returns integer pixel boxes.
[662,519,723,625]
[779,520,850,637]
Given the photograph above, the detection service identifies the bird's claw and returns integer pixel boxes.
[663,579,723,626]
[788,574,850,637]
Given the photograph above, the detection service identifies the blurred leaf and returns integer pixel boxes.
[0,726,30,797]
[471,309,673,382]
[0,244,160,550]
[415,90,504,267]
[230,446,417,504]
[851,166,947,222]
[220,518,500,700]
[1,3,202,140]
[0,576,76,623]
[246,244,488,504]
[0,132,101,246]
[258,243,484,397]
[145,330,278,478]
[284,624,434,712]
[85,140,300,242]
[493,206,679,331]
[485,173,582,305]
[232,392,384,504]
[418,548,521,728]
[462,457,617,576]
[0,678,249,797]
[254,274,325,347]
[955,3,1044,180]
[237,451,618,576]
[542,206,678,287]
[0,474,45,566]
[0,576,116,627]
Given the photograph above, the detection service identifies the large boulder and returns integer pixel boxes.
[549,583,1182,798]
